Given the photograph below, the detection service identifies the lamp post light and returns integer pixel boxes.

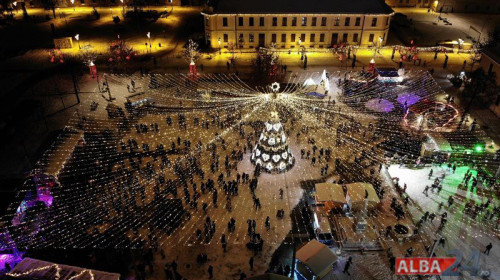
[120,0,125,14]
[70,0,75,11]
[218,37,221,54]
[147,32,152,52]
[75,33,80,49]
[110,7,113,16]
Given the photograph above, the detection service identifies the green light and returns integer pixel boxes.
[474,145,483,153]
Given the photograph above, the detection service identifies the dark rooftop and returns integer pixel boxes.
[212,0,394,15]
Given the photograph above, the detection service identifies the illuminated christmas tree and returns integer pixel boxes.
[251,111,295,173]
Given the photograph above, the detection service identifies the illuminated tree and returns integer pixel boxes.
[182,39,200,65]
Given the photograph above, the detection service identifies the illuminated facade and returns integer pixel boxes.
[202,0,394,49]
[25,0,183,9]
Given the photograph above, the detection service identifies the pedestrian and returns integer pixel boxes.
[221,234,227,252]
[428,169,433,179]
[208,265,213,279]
[279,188,284,199]
[249,257,254,271]
[265,216,271,230]
[484,243,493,255]
[343,256,352,275]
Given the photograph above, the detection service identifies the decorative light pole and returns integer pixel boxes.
[120,0,125,14]
[70,0,75,11]
[218,37,221,54]
[74,34,80,49]
[147,32,151,53]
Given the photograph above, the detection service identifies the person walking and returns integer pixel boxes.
[208,265,213,279]
[221,234,227,252]
[484,243,493,255]
[249,257,254,271]
[343,256,352,275]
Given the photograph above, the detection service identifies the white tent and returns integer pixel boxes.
[296,239,338,279]
[346,182,380,210]
[315,182,346,211]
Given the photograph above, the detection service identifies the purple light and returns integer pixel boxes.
[365,98,394,113]
[397,93,421,107]
[0,254,22,270]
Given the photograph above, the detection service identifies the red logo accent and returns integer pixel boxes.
[396,258,456,275]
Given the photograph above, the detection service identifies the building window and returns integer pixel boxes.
[321,17,327,26]
[319,33,325,42]
[281,34,286,43]
[345,17,350,26]
[282,17,287,26]
[272,34,277,43]
[355,17,361,26]
[353,33,359,42]
[239,17,244,26]
[301,17,307,26]
[82,0,86,4]
[368,33,374,42]
[291,34,296,42]
[342,33,348,42]
[239,33,244,43]
[311,17,317,26]
[249,34,254,43]
[300,33,305,42]
[223,17,228,27]
[260,17,265,26]
[334,17,340,26]
[272,17,277,26]
[249,17,254,26]
[223,34,229,43]
[310,34,315,42]
[292,17,297,26]
[371,18,377,27]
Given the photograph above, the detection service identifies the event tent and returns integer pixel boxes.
[346,182,380,210]
[296,239,338,279]
[314,182,346,211]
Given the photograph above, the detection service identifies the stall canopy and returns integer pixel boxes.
[247,273,292,280]
[296,239,338,279]
[315,182,346,211]
[5,258,120,280]
[346,182,380,210]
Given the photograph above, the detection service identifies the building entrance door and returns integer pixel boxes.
[258,34,265,47]
[331,33,338,46]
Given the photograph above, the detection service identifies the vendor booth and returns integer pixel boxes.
[295,239,338,279]
[346,183,380,211]
[314,182,346,211]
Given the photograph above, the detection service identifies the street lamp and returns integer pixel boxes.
[110,7,113,16]
[120,0,125,14]
[70,0,75,11]
[74,33,80,49]
[147,32,152,52]
[218,37,221,54]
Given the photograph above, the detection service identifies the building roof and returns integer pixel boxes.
[212,0,394,15]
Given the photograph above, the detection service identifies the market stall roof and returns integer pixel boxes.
[346,182,380,204]
[247,273,292,280]
[296,240,338,276]
[5,258,120,280]
[315,182,346,204]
